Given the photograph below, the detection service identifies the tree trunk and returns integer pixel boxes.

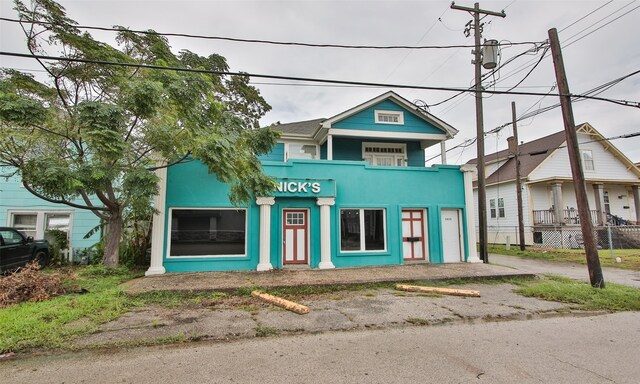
[103,210,123,268]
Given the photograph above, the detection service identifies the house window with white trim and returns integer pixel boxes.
[285,143,319,160]
[581,150,594,171]
[374,110,404,125]
[169,209,246,257]
[9,211,71,242]
[11,213,38,238]
[340,208,386,252]
[489,198,505,219]
[362,142,407,167]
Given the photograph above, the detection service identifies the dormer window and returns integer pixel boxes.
[375,110,404,125]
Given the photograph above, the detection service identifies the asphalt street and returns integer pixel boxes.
[4,312,640,384]
[489,253,640,287]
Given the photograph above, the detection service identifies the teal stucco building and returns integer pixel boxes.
[146,92,479,275]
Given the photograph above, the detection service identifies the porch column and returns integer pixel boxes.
[633,185,640,223]
[327,134,333,160]
[440,141,447,165]
[460,164,481,263]
[551,182,564,225]
[256,197,275,271]
[317,197,336,269]
[592,183,606,226]
[146,166,167,276]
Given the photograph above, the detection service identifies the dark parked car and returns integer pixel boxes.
[0,227,50,273]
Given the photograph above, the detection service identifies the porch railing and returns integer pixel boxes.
[532,209,599,226]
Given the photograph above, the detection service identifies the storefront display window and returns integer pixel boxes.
[340,208,386,252]
[169,209,246,256]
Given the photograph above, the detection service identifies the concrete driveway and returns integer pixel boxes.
[489,253,640,287]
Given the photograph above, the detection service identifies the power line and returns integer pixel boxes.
[383,5,450,81]
[0,17,541,50]
[2,51,637,107]
[430,68,640,163]
[559,0,614,32]
[563,3,640,48]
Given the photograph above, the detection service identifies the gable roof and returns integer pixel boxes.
[321,91,458,138]
[468,123,640,186]
[268,91,459,142]
[273,118,324,138]
[467,130,566,185]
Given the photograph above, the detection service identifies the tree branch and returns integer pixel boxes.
[146,151,192,171]
[124,116,139,142]
[22,181,109,212]
[79,191,109,220]
[95,190,117,210]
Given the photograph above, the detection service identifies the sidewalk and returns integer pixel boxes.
[74,263,568,349]
[122,262,533,294]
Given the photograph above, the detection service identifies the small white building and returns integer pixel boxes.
[467,123,640,247]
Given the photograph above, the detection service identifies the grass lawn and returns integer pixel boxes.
[488,244,640,271]
[2,267,640,354]
[0,266,141,353]
[515,275,640,311]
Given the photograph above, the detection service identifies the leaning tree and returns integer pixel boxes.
[0,0,279,267]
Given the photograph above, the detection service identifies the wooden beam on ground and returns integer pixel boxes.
[251,291,310,315]
[396,284,480,297]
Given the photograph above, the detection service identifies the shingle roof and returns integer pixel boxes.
[467,130,567,185]
[271,118,324,137]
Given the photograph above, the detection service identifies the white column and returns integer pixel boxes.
[593,183,606,226]
[633,185,640,223]
[316,197,336,269]
[460,164,481,263]
[256,197,275,271]
[440,141,447,165]
[327,134,333,160]
[146,166,167,276]
[551,182,564,224]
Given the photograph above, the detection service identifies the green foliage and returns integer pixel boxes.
[0,0,280,267]
[45,229,69,264]
[488,244,640,271]
[515,275,640,311]
[255,326,281,337]
[0,266,139,353]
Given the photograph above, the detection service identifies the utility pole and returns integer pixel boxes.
[451,2,505,263]
[548,28,605,288]
[510,102,526,251]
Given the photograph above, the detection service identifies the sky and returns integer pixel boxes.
[1,0,639,165]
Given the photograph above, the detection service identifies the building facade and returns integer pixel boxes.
[146,92,480,275]
[468,123,640,247]
[0,173,101,261]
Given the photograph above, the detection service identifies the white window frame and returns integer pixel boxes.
[8,210,73,241]
[497,197,505,218]
[362,142,407,167]
[489,199,496,219]
[284,141,320,161]
[339,208,387,253]
[374,110,404,125]
[167,207,248,258]
[581,149,595,171]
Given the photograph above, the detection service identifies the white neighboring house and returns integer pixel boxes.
[467,123,640,247]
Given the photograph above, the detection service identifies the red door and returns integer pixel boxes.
[402,209,426,260]
[283,209,308,264]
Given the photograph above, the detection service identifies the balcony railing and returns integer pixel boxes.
[533,209,600,226]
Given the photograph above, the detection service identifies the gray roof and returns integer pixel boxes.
[271,118,325,137]
[468,130,567,185]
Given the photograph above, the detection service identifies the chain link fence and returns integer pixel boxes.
[484,225,640,250]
